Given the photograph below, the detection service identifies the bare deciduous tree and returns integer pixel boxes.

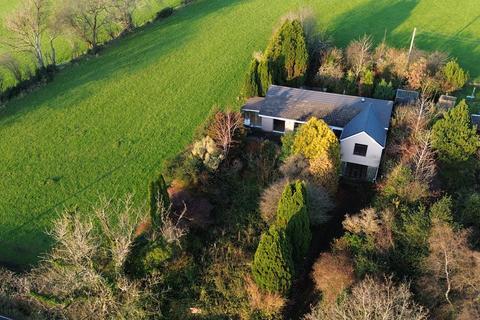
[305,276,429,320]
[28,196,162,319]
[208,111,244,157]
[3,0,49,69]
[311,251,355,305]
[346,34,372,78]
[421,222,480,308]
[61,0,114,52]
[111,0,144,33]
[411,131,436,184]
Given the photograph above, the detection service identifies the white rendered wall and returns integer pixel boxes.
[340,132,383,168]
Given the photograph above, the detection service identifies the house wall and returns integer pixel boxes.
[340,132,383,168]
[285,120,296,132]
[261,117,274,132]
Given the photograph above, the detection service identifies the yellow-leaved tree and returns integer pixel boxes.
[292,118,340,194]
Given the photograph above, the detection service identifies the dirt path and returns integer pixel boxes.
[284,182,375,319]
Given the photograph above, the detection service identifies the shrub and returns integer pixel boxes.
[373,78,395,100]
[260,178,289,225]
[407,57,428,90]
[279,154,310,180]
[265,18,309,87]
[133,239,174,275]
[306,276,429,320]
[303,179,334,225]
[251,225,294,295]
[156,7,174,19]
[316,47,344,92]
[429,196,453,225]
[246,139,280,186]
[311,251,355,305]
[441,59,469,94]
[461,193,480,228]
[309,153,339,195]
[148,174,170,229]
[260,177,332,226]
[432,100,480,166]
[276,180,311,262]
[360,68,374,97]
[192,136,224,170]
[280,131,296,161]
[245,276,286,317]
[163,151,206,188]
[379,163,428,206]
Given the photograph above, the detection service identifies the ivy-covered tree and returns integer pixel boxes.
[441,59,469,94]
[252,225,294,294]
[432,100,480,165]
[265,18,309,87]
[242,58,260,98]
[148,174,170,228]
[276,180,311,262]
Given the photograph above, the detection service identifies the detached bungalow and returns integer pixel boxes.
[242,85,394,182]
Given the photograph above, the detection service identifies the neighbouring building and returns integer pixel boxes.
[242,85,394,182]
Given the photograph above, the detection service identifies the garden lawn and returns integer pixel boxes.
[0,0,479,268]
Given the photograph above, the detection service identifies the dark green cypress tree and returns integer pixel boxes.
[265,19,309,87]
[276,180,311,262]
[251,225,294,294]
[242,59,260,98]
[148,174,170,228]
[257,58,273,96]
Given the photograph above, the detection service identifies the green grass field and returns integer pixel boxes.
[0,0,479,268]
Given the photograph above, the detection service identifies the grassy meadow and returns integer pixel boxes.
[0,0,479,268]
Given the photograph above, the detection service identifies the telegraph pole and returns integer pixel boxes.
[407,27,417,66]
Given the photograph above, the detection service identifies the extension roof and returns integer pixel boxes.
[249,85,393,129]
[340,104,387,147]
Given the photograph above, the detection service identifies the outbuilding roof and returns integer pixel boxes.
[248,85,393,128]
[340,104,387,147]
[472,114,480,131]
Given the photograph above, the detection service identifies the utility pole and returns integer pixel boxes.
[407,27,417,66]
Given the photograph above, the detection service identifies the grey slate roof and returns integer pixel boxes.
[242,97,265,112]
[254,85,393,128]
[340,104,387,147]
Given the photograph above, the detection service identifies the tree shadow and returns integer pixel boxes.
[326,0,420,47]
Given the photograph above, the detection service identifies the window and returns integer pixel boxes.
[294,122,302,131]
[243,111,261,127]
[273,119,285,133]
[353,143,368,156]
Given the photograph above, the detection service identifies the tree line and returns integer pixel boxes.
[242,9,469,102]
[0,0,182,103]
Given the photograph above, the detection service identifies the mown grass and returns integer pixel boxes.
[0,0,479,268]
